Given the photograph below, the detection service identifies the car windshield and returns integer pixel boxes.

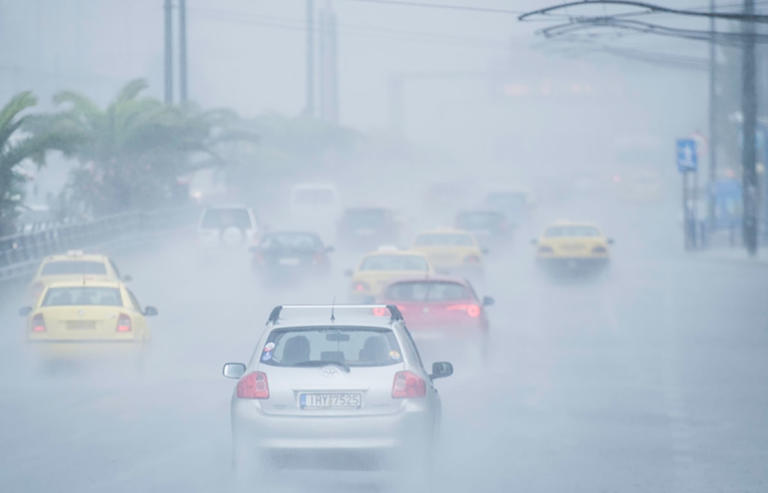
[260,233,322,251]
[342,208,388,227]
[385,281,471,302]
[40,260,107,276]
[456,212,504,230]
[360,254,428,271]
[41,287,123,307]
[200,208,252,229]
[414,233,474,246]
[292,188,336,205]
[260,326,403,367]
[545,225,601,237]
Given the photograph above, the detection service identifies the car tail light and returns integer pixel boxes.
[237,371,269,399]
[116,314,132,332]
[31,314,46,332]
[592,246,607,254]
[372,307,389,317]
[538,246,554,254]
[464,255,480,264]
[392,371,426,398]
[446,304,481,318]
[353,281,369,293]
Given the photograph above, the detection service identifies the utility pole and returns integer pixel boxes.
[317,1,339,123]
[708,0,718,227]
[179,0,188,104]
[164,0,173,104]
[305,0,315,116]
[327,4,339,123]
[742,0,758,255]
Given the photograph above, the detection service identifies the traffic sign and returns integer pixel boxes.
[676,138,698,173]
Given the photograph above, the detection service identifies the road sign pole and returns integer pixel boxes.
[683,171,690,250]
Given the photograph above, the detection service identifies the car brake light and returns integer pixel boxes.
[446,304,481,318]
[116,314,132,332]
[464,255,480,264]
[31,314,46,332]
[353,281,369,292]
[237,371,269,399]
[372,307,389,317]
[392,371,426,398]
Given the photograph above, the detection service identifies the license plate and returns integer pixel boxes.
[299,392,362,409]
[278,257,301,266]
[66,320,96,330]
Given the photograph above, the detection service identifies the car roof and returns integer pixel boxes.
[43,253,109,263]
[266,304,404,329]
[44,279,124,289]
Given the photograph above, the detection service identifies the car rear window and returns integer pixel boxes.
[42,287,123,307]
[41,260,107,276]
[385,281,471,301]
[200,208,252,230]
[260,326,403,367]
[414,233,473,246]
[360,254,428,271]
[456,211,504,229]
[545,225,600,237]
[260,233,322,251]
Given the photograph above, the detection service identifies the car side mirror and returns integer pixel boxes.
[607,238,615,245]
[326,246,335,253]
[223,362,247,379]
[344,269,354,277]
[430,361,453,380]
[143,306,159,317]
[19,306,32,317]
[122,274,133,282]
[530,238,538,245]
[482,296,495,307]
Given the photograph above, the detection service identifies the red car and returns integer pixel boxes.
[377,277,494,353]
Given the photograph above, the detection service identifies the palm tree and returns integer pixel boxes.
[0,91,71,235]
[42,79,254,216]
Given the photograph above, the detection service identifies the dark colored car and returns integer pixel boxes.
[454,209,512,248]
[336,207,400,251]
[250,232,333,283]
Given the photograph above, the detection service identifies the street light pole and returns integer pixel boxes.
[708,0,717,227]
[305,0,315,116]
[179,0,188,104]
[164,0,173,104]
[742,0,758,255]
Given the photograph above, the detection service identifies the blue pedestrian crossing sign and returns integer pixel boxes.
[676,138,698,172]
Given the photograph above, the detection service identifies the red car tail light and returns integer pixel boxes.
[237,371,270,399]
[353,281,369,292]
[372,307,389,317]
[116,314,132,332]
[392,371,426,398]
[464,255,480,264]
[446,304,481,318]
[31,314,46,332]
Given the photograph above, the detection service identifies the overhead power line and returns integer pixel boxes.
[351,0,523,15]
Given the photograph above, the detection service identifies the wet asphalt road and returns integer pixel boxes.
[1,225,767,493]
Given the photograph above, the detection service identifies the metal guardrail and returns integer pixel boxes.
[0,208,196,283]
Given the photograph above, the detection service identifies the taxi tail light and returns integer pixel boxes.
[116,314,132,332]
[392,371,426,398]
[446,304,481,318]
[237,371,269,399]
[353,281,369,292]
[31,314,46,332]
[464,255,480,264]
[592,246,608,254]
[538,246,554,253]
[372,307,389,317]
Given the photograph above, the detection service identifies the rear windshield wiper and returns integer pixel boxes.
[293,360,351,372]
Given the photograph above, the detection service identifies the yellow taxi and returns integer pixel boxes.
[20,279,157,343]
[412,228,485,277]
[28,251,129,301]
[533,221,613,272]
[346,248,433,302]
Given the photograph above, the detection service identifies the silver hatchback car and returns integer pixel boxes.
[222,304,453,486]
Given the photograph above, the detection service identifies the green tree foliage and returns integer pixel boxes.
[0,91,72,235]
[39,79,255,217]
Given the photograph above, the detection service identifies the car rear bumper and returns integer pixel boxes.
[232,401,433,470]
